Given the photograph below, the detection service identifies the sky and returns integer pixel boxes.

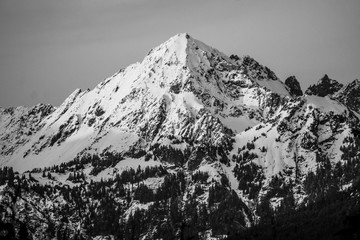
[0,0,359,107]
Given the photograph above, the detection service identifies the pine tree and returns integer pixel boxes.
[19,221,30,240]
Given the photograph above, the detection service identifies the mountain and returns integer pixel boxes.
[305,74,343,97]
[0,33,290,172]
[0,33,360,240]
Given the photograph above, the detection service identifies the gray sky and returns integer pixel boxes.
[0,0,359,107]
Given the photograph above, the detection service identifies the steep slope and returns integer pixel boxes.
[0,104,54,158]
[0,33,290,172]
[332,79,360,113]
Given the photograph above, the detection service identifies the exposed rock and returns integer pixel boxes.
[332,79,360,113]
[285,76,303,96]
[305,74,343,97]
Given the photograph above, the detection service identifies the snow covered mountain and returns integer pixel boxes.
[0,33,290,172]
[1,34,360,240]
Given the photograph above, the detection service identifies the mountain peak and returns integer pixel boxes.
[145,33,189,65]
[172,32,191,40]
[145,33,229,68]
[351,78,360,86]
[317,74,336,85]
[1,33,292,171]
[164,33,192,46]
[305,74,343,97]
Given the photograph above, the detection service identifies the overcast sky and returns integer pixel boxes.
[0,0,359,107]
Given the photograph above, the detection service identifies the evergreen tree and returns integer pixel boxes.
[18,222,30,240]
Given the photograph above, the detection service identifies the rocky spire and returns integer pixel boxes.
[285,76,303,97]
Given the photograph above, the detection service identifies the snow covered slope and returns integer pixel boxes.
[0,33,291,172]
[0,104,54,160]
[232,95,357,177]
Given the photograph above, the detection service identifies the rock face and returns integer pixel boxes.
[285,76,303,96]
[305,74,343,97]
[0,34,359,240]
[332,79,360,113]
